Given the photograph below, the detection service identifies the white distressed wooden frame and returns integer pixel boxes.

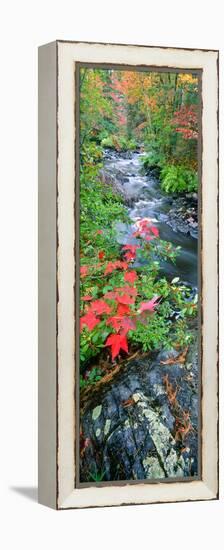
[38,41,219,509]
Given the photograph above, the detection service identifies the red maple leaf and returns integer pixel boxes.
[103,290,118,300]
[117,303,131,316]
[150,226,159,237]
[104,260,128,275]
[115,286,138,296]
[106,315,135,335]
[105,333,128,360]
[80,312,100,331]
[123,251,136,262]
[104,262,115,275]
[120,317,136,335]
[122,244,139,253]
[80,266,89,278]
[136,218,151,232]
[134,219,159,240]
[118,261,129,270]
[117,294,135,305]
[139,296,160,313]
[89,300,112,315]
[106,316,123,332]
[124,270,138,283]
[122,244,139,262]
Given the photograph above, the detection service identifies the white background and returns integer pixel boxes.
[0,1,223,548]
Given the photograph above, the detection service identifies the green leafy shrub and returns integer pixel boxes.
[118,136,137,151]
[101,135,115,149]
[161,164,198,194]
[141,151,164,173]
[81,141,103,166]
[101,134,137,151]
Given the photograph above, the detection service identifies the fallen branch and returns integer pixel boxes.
[160,346,189,365]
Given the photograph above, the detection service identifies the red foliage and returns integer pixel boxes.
[119,317,136,334]
[104,260,128,275]
[80,217,161,360]
[122,244,139,262]
[123,251,135,262]
[103,290,118,299]
[116,294,135,305]
[117,304,131,316]
[80,265,89,278]
[106,315,136,334]
[106,316,123,332]
[150,226,159,237]
[89,300,112,315]
[135,218,159,241]
[110,74,127,128]
[115,286,138,296]
[122,244,139,253]
[106,315,136,335]
[172,105,198,140]
[124,271,138,283]
[80,311,100,331]
[103,286,137,307]
[105,333,128,360]
[139,296,160,313]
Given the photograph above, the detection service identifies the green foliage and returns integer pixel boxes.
[80,169,128,250]
[141,151,163,172]
[80,367,102,389]
[101,134,137,151]
[119,136,138,151]
[88,467,106,482]
[161,164,198,194]
[100,135,115,149]
[128,276,197,352]
[80,68,115,146]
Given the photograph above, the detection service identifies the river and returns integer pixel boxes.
[103,150,198,288]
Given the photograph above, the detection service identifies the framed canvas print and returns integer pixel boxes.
[38,40,219,509]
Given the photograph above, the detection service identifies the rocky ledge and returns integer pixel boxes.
[99,165,138,207]
[80,340,199,483]
[159,194,198,239]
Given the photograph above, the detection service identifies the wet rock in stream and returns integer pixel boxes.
[159,195,198,239]
[80,341,199,483]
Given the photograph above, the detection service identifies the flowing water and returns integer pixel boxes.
[103,150,198,288]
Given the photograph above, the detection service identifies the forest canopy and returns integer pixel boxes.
[80,68,199,193]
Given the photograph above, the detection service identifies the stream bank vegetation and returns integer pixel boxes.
[79,66,199,482]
